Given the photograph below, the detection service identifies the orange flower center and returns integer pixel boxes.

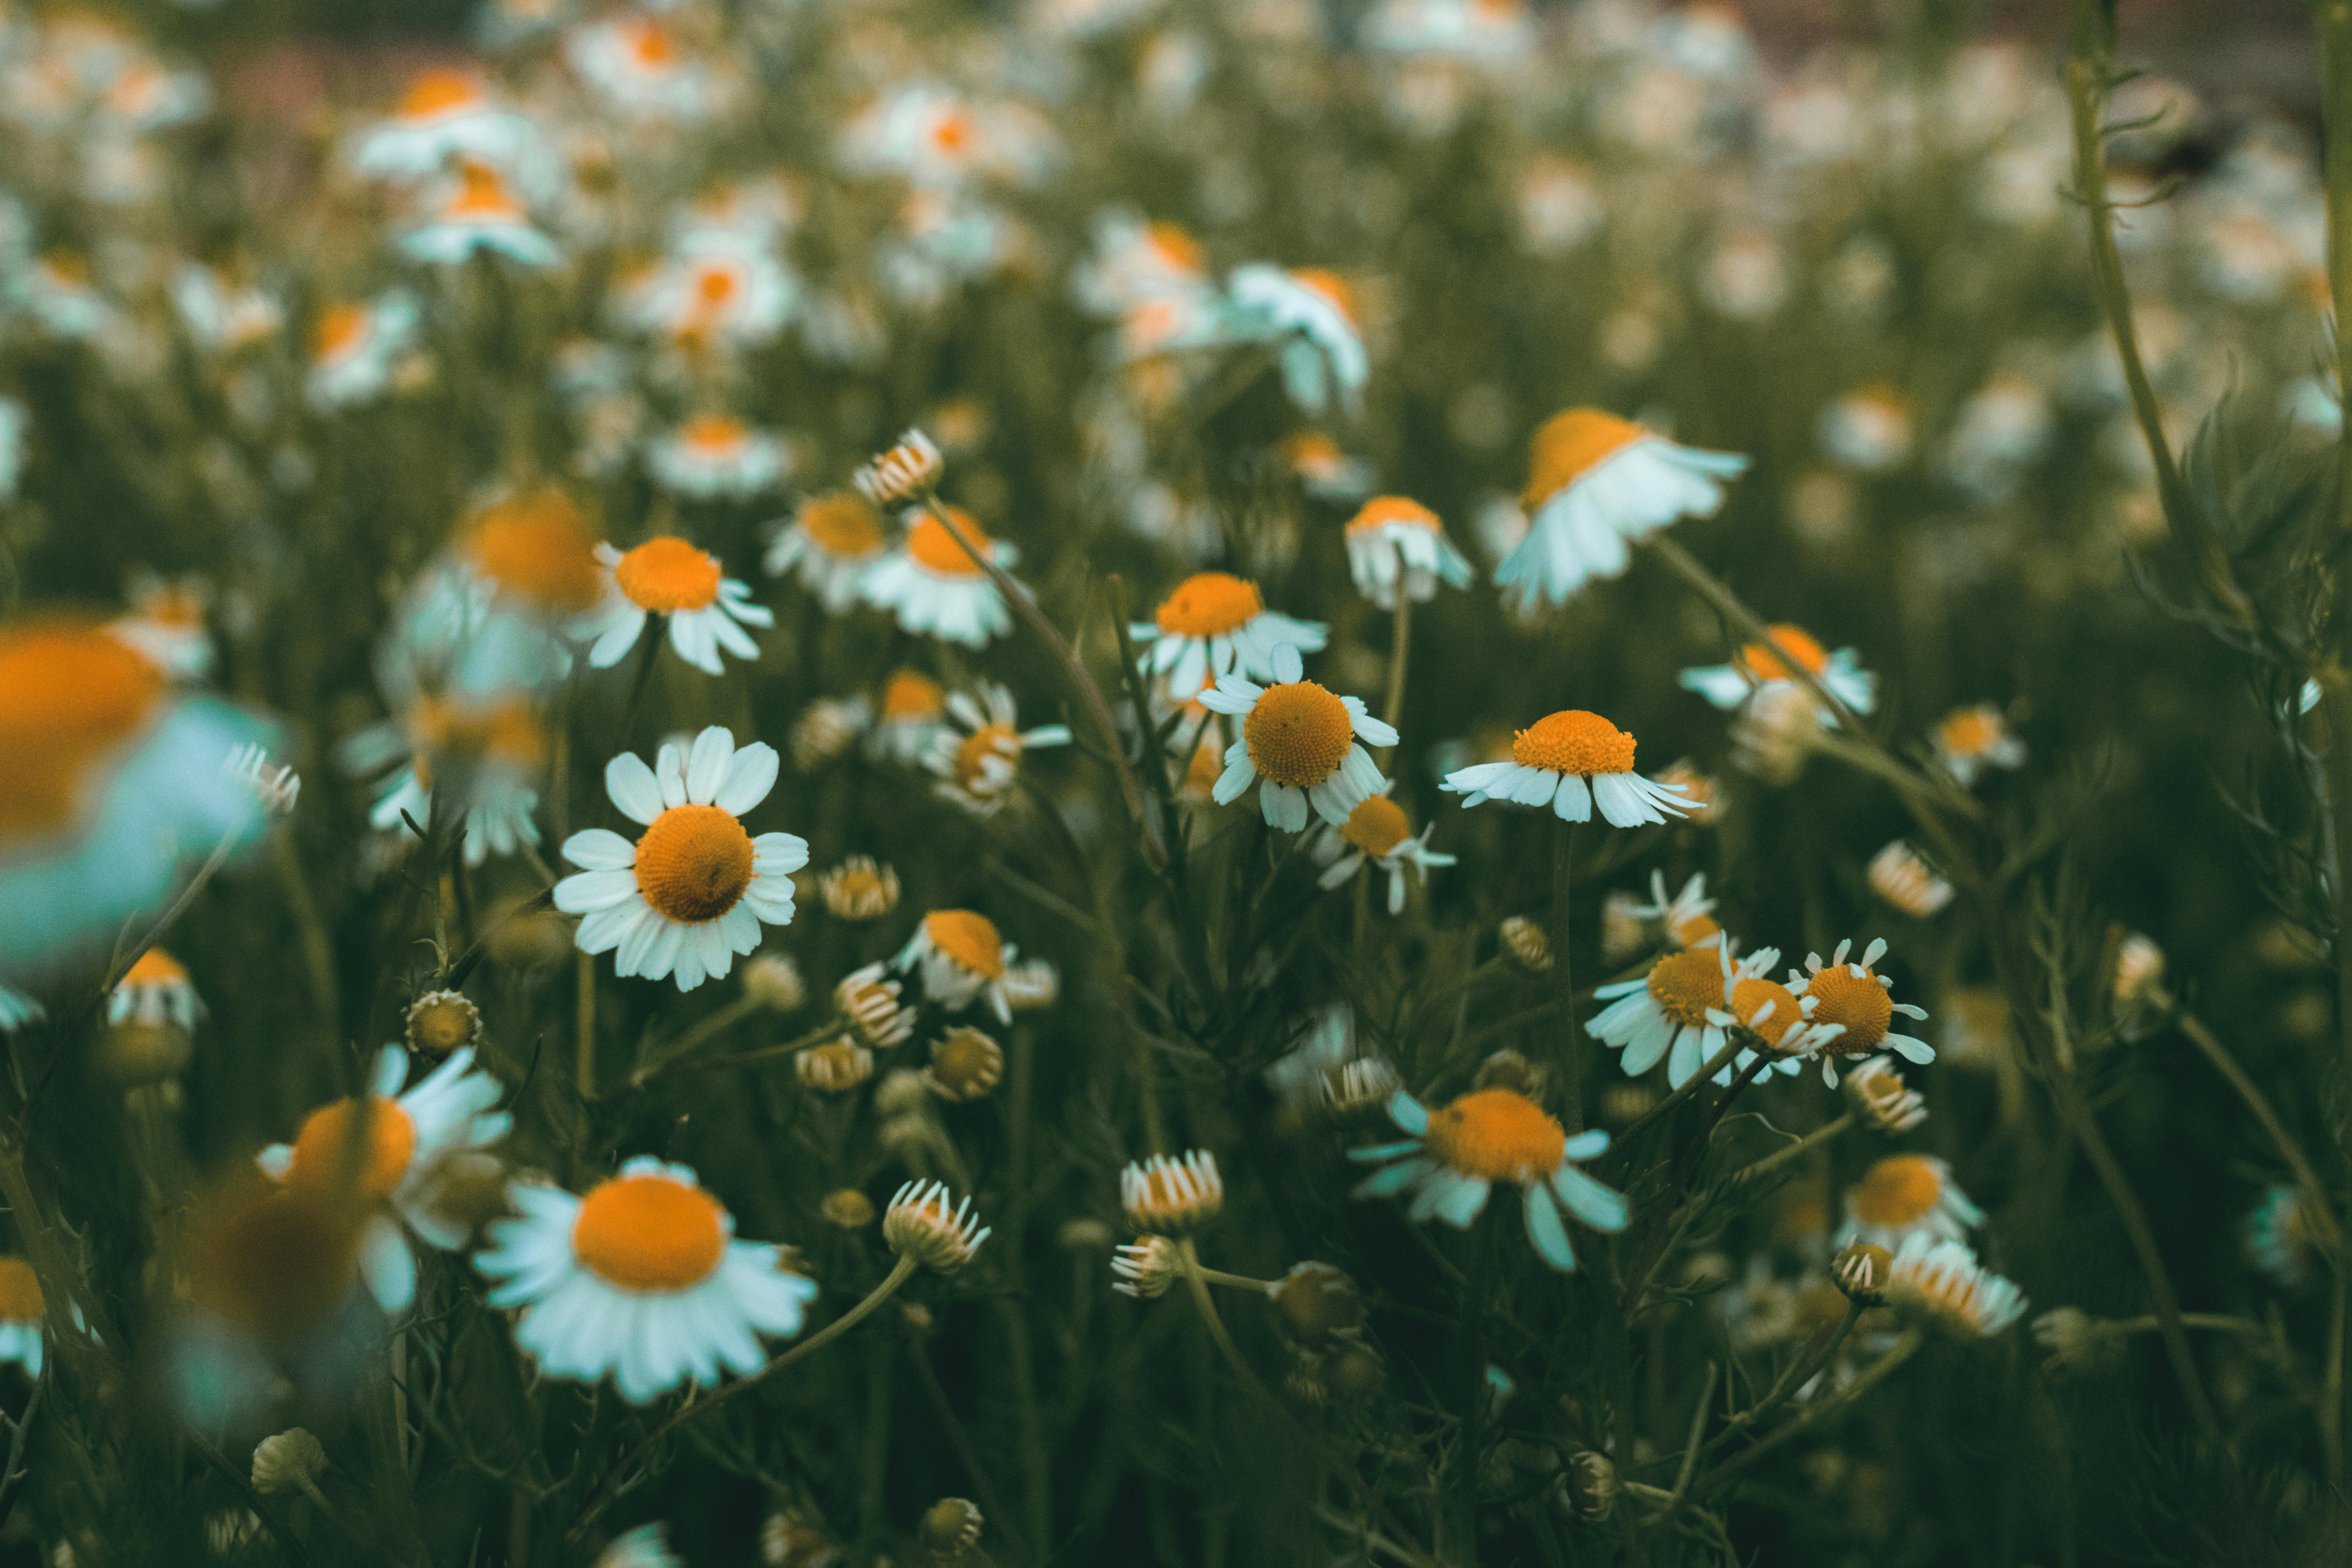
[572,1173,726,1291]
[448,160,522,221]
[634,804,754,922]
[0,622,168,842]
[1511,710,1635,776]
[1523,408,1646,509]
[1339,795,1411,856]
[122,948,188,988]
[0,1258,41,1323]
[905,510,991,578]
[1940,708,1999,756]
[1244,682,1355,788]
[468,491,603,614]
[627,20,677,66]
[1292,267,1356,321]
[1669,910,1721,947]
[929,110,974,154]
[834,867,887,901]
[1645,948,1724,1028]
[615,536,724,613]
[1805,964,1892,1053]
[400,68,481,120]
[288,1097,420,1198]
[881,669,945,721]
[924,910,1006,979]
[1850,1155,1943,1227]
[1155,573,1263,638]
[1421,1089,1566,1181]
[410,693,546,769]
[1347,496,1440,535]
[952,725,1018,790]
[1733,625,1829,684]
[693,264,739,307]
[1730,977,1804,1047]
[681,414,747,454]
[1281,431,1341,469]
[1146,221,1204,273]
[313,302,368,360]
[798,494,884,557]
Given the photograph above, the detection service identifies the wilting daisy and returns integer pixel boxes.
[1933,704,2026,784]
[109,947,200,1029]
[1121,1151,1224,1231]
[646,415,788,501]
[400,161,560,269]
[924,683,1073,815]
[1351,1089,1628,1272]
[554,728,806,991]
[1196,644,1394,832]
[306,291,420,411]
[1677,624,1877,717]
[1883,1234,2026,1337]
[1343,496,1476,609]
[1786,938,1934,1085]
[566,13,716,122]
[1314,792,1456,913]
[861,507,1014,648]
[476,1158,816,1403]
[1224,264,1368,417]
[897,909,1017,1023]
[1131,572,1328,692]
[1839,1154,1983,1252]
[1494,408,1749,609]
[1440,709,1691,826]
[574,539,771,677]
[868,668,949,764]
[765,492,886,612]
[256,1043,510,1312]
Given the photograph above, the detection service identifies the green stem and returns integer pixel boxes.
[1730,1111,1856,1191]
[625,1006,843,1089]
[1380,593,1411,749]
[1552,822,1581,1132]
[1690,1329,1924,1503]
[2168,1004,2342,1255]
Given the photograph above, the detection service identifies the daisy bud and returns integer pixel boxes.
[1842,1056,1927,1133]
[924,1027,1004,1101]
[1561,1451,1617,1523]
[875,1067,932,1117]
[796,1040,874,1094]
[1498,915,1552,973]
[1325,1057,1402,1117]
[917,1497,983,1562]
[761,1513,839,1568]
[1730,680,1821,785]
[226,743,302,816]
[1321,1340,1386,1403]
[1832,1242,1893,1305]
[1001,958,1060,1012]
[1473,1047,1546,1101]
[2031,1306,2126,1378]
[741,954,806,1013]
[1868,840,1954,918]
[838,963,916,1049]
[820,1188,875,1228]
[1120,1151,1223,1233]
[1111,1236,1180,1298]
[403,990,481,1063]
[885,1181,991,1274]
[853,428,943,506]
[791,699,869,772]
[1268,1261,1362,1350]
[820,855,901,921]
[250,1428,327,1494]
[2112,931,2166,1011]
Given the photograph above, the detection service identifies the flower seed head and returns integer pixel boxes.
[1499,915,1552,973]
[250,1428,327,1494]
[918,1497,983,1561]
[885,1181,990,1273]
[404,989,481,1063]
[1268,1261,1362,1349]
[1833,1241,1893,1305]
[1111,1235,1179,1298]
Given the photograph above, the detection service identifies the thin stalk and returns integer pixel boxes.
[1729,1111,1856,1191]
[1604,1033,1750,1155]
[1702,1301,1862,1459]
[1194,1266,1276,1292]
[272,830,339,1027]
[1552,822,1581,1132]
[908,1337,1033,1566]
[104,821,243,992]
[1689,1330,1924,1503]
[1380,594,1411,749]
[1657,1361,1718,1518]
[2326,0,2352,546]
[2169,1005,2342,1255]
[624,1001,840,1089]
[573,950,596,1102]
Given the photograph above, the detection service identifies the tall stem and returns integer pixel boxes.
[1380,594,1412,745]
[1552,823,1581,1132]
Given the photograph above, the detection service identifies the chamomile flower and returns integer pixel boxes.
[2246,1184,2315,1288]
[1121,1152,1224,1231]
[1626,870,1722,949]
[924,683,1073,815]
[574,539,772,677]
[1350,1088,1628,1272]
[1838,1154,1983,1252]
[1073,211,1210,317]
[384,489,600,699]
[896,909,1017,1024]
[647,415,788,501]
[1786,938,1934,1085]
[765,492,887,612]
[566,14,716,122]
[1225,264,1368,417]
[350,69,545,187]
[109,947,200,1029]
[868,669,949,764]
[1495,408,1749,609]
[1883,1233,2026,1337]
[106,573,214,679]
[1868,840,1953,918]
[400,161,561,270]
[475,1157,817,1403]
[1817,384,1913,472]
[1933,704,2026,784]
[1131,572,1328,692]
[553,728,806,991]
[1279,431,1376,502]
[342,693,545,868]
[861,507,1015,649]
[1440,709,1692,826]
[619,231,793,351]
[256,1043,511,1313]
[1343,496,1475,608]
[1676,624,1876,717]
[305,291,420,411]
[0,1259,53,1377]
[1313,792,1456,913]
[1588,941,1835,1088]
[1196,644,1395,832]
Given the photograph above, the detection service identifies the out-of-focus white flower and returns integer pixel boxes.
[862,507,1014,649]
[567,13,718,122]
[1817,385,1913,473]
[1224,264,1367,418]
[307,291,421,411]
[617,229,795,350]
[1868,841,1954,918]
[646,415,788,501]
[1678,624,1876,719]
[1342,497,1474,609]
[1932,705,2026,785]
[924,684,1072,816]
[765,493,887,613]
[350,69,550,191]
[400,161,561,269]
[1496,409,1748,609]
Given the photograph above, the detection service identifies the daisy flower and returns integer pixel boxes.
[170,263,283,356]
[765,492,886,612]
[1351,1088,1629,1272]
[1224,264,1368,418]
[1195,644,1394,832]
[400,161,561,270]
[2246,1184,2315,1288]
[0,1258,53,1377]
[884,1181,993,1273]
[1313,792,1456,914]
[349,69,542,185]
[1121,1151,1224,1232]
[646,415,788,501]
[1588,941,1840,1088]
[1343,496,1475,609]
[343,693,545,868]
[1439,709,1692,826]
[861,507,1014,648]
[1817,384,1913,473]
[1494,408,1749,609]
[619,230,793,351]
[256,1043,511,1313]
[1072,211,1210,317]
[1279,431,1376,502]
[1676,623,1876,717]
[1844,1055,1929,1133]
[383,490,601,700]
[475,1157,817,1403]
[566,14,717,122]
[868,668,949,764]
[1626,870,1722,950]
[924,683,1073,815]
[897,909,1018,1023]
[106,572,214,679]
[1883,1234,2026,1337]
[1786,937,1934,1085]
[1838,1154,1983,1252]
[1130,571,1328,692]
[109,947,199,1030]
[1933,704,2026,784]
[305,291,420,411]
[553,728,806,991]
[1868,840,1954,918]
[853,429,944,506]
[573,539,772,677]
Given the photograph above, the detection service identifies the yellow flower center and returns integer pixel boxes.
[905,509,991,578]
[1146,220,1203,273]
[924,909,1006,979]
[123,948,188,988]
[467,491,604,615]
[1645,948,1724,1028]
[1939,707,1999,756]
[693,264,738,307]
[1292,267,1356,321]
[288,1097,420,1199]
[1730,977,1804,1047]
[799,493,884,557]
[627,19,677,66]
[1805,964,1892,1054]
[1733,624,1829,684]
[0,622,168,842]
[1154,572,1263,638]
[1850,1155,1942,1228]
[1511,710,1635,777]
[572,1173,726,1291]
[680,413,747,454]
[614,536,724,613]
[1346,496,1439,535]
[1523,408,1646,510]
[448,160,523,221]
[0,1259,42,1323]
[1669,910,1721,947]
[1243,682,1355,788]
[835,867,888,902]
[881,669,945,721]
[399,68,481,119]
[1421,1088,1566,1182]
[313,301,367,360]
[1339,795,1411,856]
[952,724,1018,790]
[634,804,754,922]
